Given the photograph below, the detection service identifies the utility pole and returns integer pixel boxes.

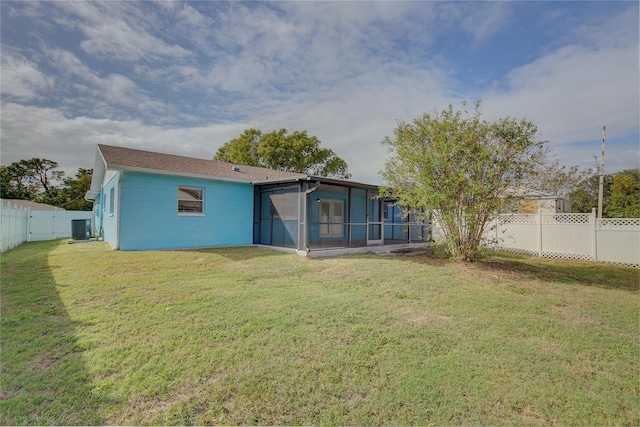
[597,126,605,218]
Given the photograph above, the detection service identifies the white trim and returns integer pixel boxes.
[177,185,205,215]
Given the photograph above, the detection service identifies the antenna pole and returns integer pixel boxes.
[597,126,605,218]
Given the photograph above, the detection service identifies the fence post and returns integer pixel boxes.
[13,204,19,246]
[591,207,597,262]
[53,207,58,240]
[537,209,543,257]
[26,206,31,242]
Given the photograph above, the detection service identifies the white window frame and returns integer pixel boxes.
[177,186,205,215]
[319,199,344,238]
[109,187,115,216]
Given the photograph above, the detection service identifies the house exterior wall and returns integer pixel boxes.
[101,172,120,248]
[114,171,253,250]
[519,198,572,214]
[539,199,558,213]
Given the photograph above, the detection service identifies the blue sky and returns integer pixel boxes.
[1,1,638,184]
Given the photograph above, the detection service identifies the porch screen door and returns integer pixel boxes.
[319,200,343,238]
[367,194,383,245]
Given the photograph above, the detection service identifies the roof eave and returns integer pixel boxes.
[251,176,311,185]
[86,147,107,201]
[109,164,254,184]
[307,175,381,190]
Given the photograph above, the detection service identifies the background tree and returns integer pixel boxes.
[214,129,262,167]
[567,174,612,214]
[604,169,640,217]
[55,168,93,211]
[381,102,546,262]
[0,166,27,199]
[215,128,351,179]
[1,159,93,211]
[530,160,589,197]
[1,158,61,201]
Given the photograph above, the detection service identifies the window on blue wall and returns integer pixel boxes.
[383,201,391,220]
[109,187,114,215]
[177,186,204,214]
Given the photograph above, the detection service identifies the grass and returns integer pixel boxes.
[1,240,638,425]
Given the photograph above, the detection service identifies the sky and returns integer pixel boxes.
[1,0,638,185]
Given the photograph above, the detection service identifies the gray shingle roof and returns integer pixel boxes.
[98,144,308,183]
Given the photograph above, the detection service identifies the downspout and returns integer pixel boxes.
[303,182,320,252]
[114,170,123,250]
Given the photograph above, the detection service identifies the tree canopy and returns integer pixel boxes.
[1,159,93,211]
[1,158,61,202]
[564,169,640,217]
[530,160,589,198]
[567,174,612,214]
[604,169,640,218]
[214,128,351,179]
[381,102,546,262]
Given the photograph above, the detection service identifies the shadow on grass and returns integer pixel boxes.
[184,245,293,262]
[393,248,639,292]
[0,241,113,425]
[474,255,639,292]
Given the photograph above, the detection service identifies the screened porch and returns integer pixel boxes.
[253,179,431,254]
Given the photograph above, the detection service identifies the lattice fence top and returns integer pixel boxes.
[497,213,596,225]
[598,218,640,228]
[541,213,591,224]
[498,214,537,224]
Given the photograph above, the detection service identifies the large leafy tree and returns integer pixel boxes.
[1,158,62,202]
[56,168,93,211]
[215,128,351,179]
[381,102,546,262]
[604,169,640,218]
[567,174,612,214]
[1,159,93,211]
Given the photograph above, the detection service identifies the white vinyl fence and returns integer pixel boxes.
[486,210,640,268]
[0,200,93,253]
[1,202,29,252]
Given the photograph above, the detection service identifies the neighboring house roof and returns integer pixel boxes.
[504,186,569,201]
[1,199,65,210]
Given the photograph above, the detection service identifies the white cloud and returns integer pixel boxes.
[52,1,191,62]
[459,2,513,45]
[1,1,637,187]
[248,68,454,184]
[484,43,638,141]
[480,7,639,155]
[0,102,246,170]
[0,48,54,102]
[46,48,174,120]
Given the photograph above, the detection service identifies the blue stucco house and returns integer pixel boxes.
[86,144,430,255]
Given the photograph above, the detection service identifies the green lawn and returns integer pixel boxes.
[1,240,638,425]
